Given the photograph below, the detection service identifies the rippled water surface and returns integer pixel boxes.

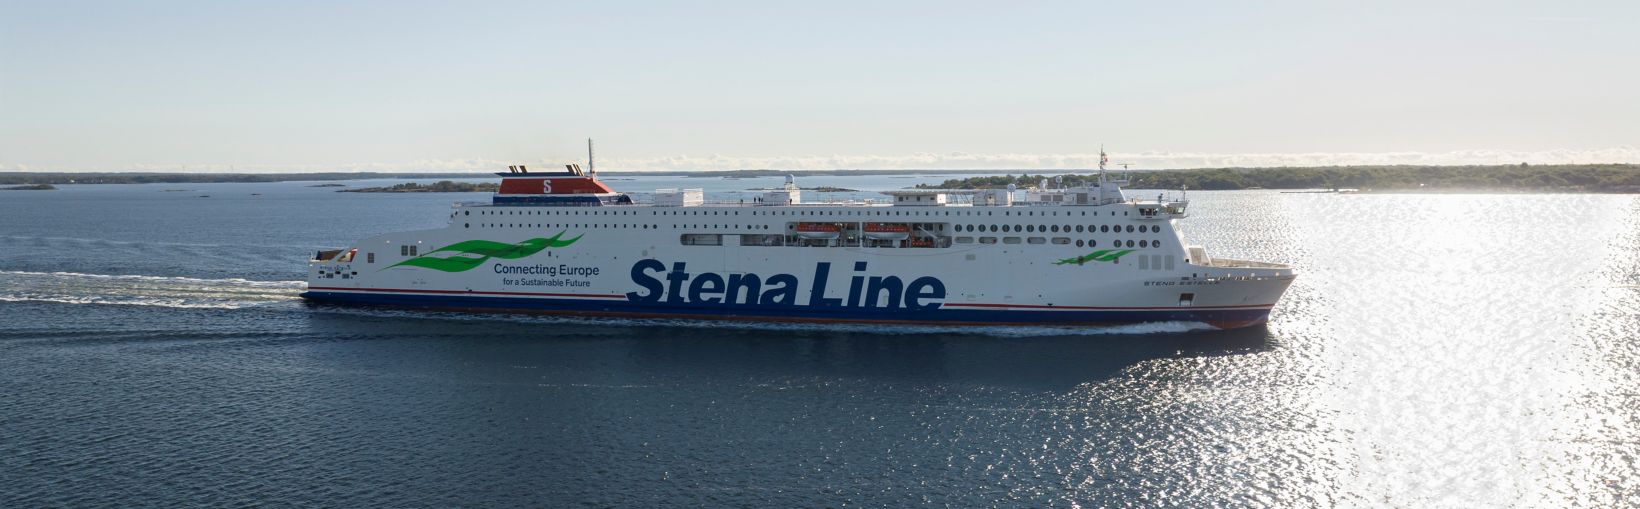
[2,178,1637,507]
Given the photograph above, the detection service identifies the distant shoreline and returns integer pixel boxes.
[0,169,1031,185]
[340,181,498,193]
[912,164,1640,193]
[3,164,1638,193]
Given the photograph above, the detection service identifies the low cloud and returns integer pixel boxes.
[4,147,1637,173]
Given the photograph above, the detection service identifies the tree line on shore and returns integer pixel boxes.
[915,164,1640,192]
[340,181,499,193]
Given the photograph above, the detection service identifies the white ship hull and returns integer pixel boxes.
[304,194,1295,328]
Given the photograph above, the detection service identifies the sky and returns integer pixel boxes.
[2,1,1637,172]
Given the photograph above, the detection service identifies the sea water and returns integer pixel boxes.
[1,176,1636,507]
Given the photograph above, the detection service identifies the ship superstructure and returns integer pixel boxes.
[302,147,1295,328]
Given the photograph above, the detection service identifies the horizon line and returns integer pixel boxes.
[4,148,1637,173]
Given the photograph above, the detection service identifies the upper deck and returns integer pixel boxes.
[480,168,1188,218]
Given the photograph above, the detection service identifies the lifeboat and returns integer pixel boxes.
[795,222,842,239]
[863,222,910,240]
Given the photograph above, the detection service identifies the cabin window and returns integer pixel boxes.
[409,245,418,256]
[979,237,997,244]
[1052,237,1070,245]
[740,234,784,246]
[1139,240,1149,248]
[1027,237,1046,244]
[1003,237,1022,244]
[367,253,375,263]
[1126,225,1134,233]
[400,245,409,256]
[680,234,723,246]
[955,237,974,244]
[1126,240,1135,248]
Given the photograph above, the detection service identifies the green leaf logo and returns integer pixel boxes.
[1054,249,1135,266]
[386,231,582,272]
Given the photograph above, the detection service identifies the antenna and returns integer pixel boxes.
[587,138,595,176]
[1097,145,1108,184]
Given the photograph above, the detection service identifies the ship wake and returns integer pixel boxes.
[0,270,305,309]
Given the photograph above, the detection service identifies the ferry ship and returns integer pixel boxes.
[301,145,1295,329]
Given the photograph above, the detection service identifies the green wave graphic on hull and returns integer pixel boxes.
[1054,249,1135,266]
[386,231,582,272]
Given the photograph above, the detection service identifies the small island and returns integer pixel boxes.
[307,183,347,188]
[340,181,499,193]
[2,183,56,190]
[748,186,859,192]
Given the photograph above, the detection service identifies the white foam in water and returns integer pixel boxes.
[0,270,305,309]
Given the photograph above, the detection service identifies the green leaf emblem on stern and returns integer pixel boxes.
[1053,249,1135,266]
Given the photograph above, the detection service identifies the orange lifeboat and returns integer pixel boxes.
[795,222,842,239]
[863,222,910,240]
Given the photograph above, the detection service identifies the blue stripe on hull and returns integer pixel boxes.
[300,291,1273,328]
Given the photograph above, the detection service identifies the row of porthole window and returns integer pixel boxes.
[951,238,1159,249]
[465,223,774,230]
[465,208,1139,218]
[961,224,1162,234]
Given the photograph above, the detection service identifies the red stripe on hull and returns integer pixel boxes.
[301,301,1220,328]
[942,302,1274,311]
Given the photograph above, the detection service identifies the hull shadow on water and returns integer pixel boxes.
[302,304,1277,391]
